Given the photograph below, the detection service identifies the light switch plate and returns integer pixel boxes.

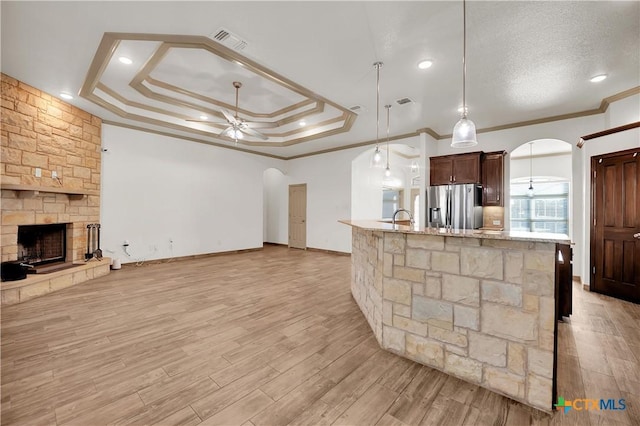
[492,220,501,225]
[52,171,57,179]
[35,168,41,177]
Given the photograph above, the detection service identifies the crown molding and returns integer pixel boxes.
[103,86,639,160]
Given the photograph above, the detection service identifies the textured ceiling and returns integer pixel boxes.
[2,1,639,158]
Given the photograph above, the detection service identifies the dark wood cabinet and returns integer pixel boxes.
[429,152,481,185]
[556,243,573,319]
[430,157,454,185]
[481,151,505,206]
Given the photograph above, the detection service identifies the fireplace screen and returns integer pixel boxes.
[17,224,66,265]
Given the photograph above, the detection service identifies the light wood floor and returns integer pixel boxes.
[1,245,638,425]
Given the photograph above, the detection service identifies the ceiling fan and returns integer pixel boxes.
[187,81,275,142]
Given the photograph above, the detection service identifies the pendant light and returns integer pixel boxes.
[451,0,478,148]
[371,62,384,167]
[384,104,392,177]
[528,142,534,197]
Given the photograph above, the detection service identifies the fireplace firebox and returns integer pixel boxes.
[17,224,67,266]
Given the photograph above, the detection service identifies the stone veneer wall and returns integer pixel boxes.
[1,74,101,262]
[351,227,557,412]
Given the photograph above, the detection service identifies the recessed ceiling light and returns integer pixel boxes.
[200,115,208,120]
[590,74,607,83]
[299,121,306,127]
[60,93,73,100]
[417,60,433,70]
[118,56,133,65]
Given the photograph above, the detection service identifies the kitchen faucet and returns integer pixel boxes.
[392,208,414,225]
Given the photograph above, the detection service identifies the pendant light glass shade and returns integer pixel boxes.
[451,117,477,148]
[451,0,478,148]
[373,146,382,164]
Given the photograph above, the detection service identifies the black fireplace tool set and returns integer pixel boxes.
[85,223,103,260]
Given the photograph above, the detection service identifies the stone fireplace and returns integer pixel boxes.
[1,74,109,304]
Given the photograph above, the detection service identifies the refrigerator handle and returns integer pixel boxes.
[446,187,452,229]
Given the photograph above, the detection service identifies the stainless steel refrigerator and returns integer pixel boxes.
[427,184,483,229]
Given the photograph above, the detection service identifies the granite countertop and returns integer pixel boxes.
[339,220,571,244]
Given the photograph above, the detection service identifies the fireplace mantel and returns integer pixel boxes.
[1,184,99,200]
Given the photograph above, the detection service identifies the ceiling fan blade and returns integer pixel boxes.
[221,109,238,125]
[241,121,278,129]
[186,119,225,125]
[240,126,269,140]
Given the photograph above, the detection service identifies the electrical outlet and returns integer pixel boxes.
[35,168,42,177]
[492,220,501,226]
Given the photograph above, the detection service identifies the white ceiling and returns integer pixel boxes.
[2,1,639,159]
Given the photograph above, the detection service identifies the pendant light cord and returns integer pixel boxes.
[462,0,467,119]
[374,62,383,148]
[385,105,391,169]
[529,143,534,190]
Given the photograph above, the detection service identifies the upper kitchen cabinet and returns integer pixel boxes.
[481,151,506,206]
[429,152,482,185]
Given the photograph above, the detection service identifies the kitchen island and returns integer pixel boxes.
[340,220,571,412]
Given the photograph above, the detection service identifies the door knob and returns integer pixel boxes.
[634,233,640,239]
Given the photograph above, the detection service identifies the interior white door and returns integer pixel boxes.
[288,184,307,249]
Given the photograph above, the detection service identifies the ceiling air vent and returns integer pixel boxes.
[396,97,415,106]
[349,105,365,114]
[210,28,248,51]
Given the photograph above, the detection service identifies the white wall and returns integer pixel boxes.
[510,153,572,181]
[351,145,418,221]
[286,147,362,253]
[101,124,283,263]
[351,148,384,220]
[605,93,640,128]
[263,168,289,245]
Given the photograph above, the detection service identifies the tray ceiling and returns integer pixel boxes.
[81,33,356,148]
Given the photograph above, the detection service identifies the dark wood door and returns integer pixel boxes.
[430,157,453,185]
[592,148,640,303]
[481,151,504,206]
[452,153,481,184]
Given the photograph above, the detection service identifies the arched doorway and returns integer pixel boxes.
[351,144,421,222]
[509,139,572,235]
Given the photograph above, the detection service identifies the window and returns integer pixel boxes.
[382,189,403,219]
[510,181,569,234]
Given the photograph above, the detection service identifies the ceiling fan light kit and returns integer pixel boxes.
[451,0,478,148]
[187,80,270,143]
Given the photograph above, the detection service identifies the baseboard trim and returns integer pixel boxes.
[306,247,351,256]
[263,241,351,256]
[121,247,264,267]
[263,242,287,247]
[583,283,590,291]
[122,244,352,267]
